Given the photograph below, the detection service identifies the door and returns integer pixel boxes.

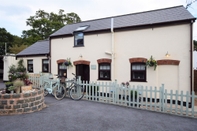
[76,64,90,82]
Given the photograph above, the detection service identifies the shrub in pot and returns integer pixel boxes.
[5,82,13,93]
[13,79,24,94]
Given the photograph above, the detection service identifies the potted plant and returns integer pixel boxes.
[5,81,13,93]
[13,79,25,94]
[63,58,73,67]
[146,55,157,70]
[8,86,15,94]
[127,90,141,107]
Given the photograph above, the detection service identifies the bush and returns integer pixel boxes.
[130,90,138,99]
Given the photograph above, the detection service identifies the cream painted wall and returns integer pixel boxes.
[51,33,112,80]
[115,24,191,93]
[51,23,191,93]
[18,56,48,74]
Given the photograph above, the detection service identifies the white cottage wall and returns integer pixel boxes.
[115,24,191,92]
[51,23,191,92]
[19,57,48,74]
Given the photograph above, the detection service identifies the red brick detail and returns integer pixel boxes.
[73,60,90,65]
[129,58,147,63]
[97,58,112,63]
[56,59,66,64]
[157,59,180,65]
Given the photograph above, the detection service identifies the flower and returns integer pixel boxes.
[122,82,130,87]
[146,56,157,70]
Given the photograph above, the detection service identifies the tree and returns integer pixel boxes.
[0,28,14,55]
[22,9,81,45]
[186,0,197,9]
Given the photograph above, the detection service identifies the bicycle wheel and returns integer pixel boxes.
[42,82,50,96]
[69,84,84,100]
[54,85,66,100]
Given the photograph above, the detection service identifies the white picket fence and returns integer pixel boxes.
[28,73,197,118]
[82,82,197,118]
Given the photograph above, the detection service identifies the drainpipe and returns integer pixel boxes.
[111,18,115,81]
[190,20,194,93]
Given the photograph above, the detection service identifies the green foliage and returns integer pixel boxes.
[146,56,157,70]
[8,86,15,91]
[130,90,138,99]
[5,82,13,88]
[22,9,81,45]
[0,28,14,55]
[9,44,28,54]
[13,79,24,87]
[8,59,27,81]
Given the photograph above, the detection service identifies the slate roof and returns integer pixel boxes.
[50,5,196,37]
[16,40,49,57]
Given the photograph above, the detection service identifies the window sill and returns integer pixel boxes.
[97,79,111,81]
[73,45,84,47]
[130,80,147,82]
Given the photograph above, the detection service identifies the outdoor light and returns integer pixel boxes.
[165,51,170,57]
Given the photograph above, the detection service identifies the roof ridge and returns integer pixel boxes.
[66,5,184,26]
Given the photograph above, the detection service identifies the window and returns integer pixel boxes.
[131,63,146,82]
[98,63,111,80]
[27,60,33,73]
[42,59,49,72]
[58,63,67,78]
[74,32,84,46]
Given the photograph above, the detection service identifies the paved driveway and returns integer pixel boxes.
[0,95,197,131]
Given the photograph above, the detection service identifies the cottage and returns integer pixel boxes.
[17,5,196,93]
[16,40,49,74]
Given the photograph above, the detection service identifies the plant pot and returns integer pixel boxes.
[15,87,21,94]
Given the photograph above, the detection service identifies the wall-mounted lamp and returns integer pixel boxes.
[165,51,170,57]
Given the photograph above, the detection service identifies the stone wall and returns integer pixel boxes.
[0,89,45,115]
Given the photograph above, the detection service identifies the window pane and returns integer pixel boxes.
[133,72,145,79]
[43,60,49,64]
[100,71,110,79]
[28,60,33,64]
[75,33,84,46]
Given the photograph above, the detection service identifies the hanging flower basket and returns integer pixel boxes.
[62,58,73,67]
[146,56,157,70]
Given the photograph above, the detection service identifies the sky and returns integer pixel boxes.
[0,0,197,40]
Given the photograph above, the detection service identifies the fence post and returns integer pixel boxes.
[160,84,164,111]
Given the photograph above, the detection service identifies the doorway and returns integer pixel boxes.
[76,64,90,82]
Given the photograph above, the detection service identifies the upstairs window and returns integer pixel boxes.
[27,60,33,73]
[74,25,89,47]
[42,59,49,73]
[131,63,146,82]
[74,32,84,46]
[98,63,111,80]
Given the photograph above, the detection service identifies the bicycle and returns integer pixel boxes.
[41,74,66,100]
[62,73,85,101]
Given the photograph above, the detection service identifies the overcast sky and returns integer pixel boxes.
[0,0,197,40]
